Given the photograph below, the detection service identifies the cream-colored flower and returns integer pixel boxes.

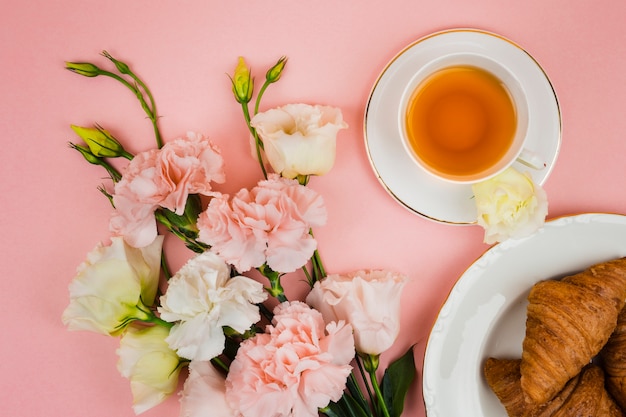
[306,269,408,356]
[472,167,548,244]
[250,103,348,179]
[62,236,163,336]
[158,251,267,361]
[116,325,182,415]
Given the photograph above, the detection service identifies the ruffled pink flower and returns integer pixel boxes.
[110,132,225,247]
[307,270,408,355]
[180,360,235,417]
[225,301,354,417]
[197,175,326,273]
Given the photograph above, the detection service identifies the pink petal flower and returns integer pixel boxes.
[307,270,408,355]
[110,132,225,247]
[180,361,235,417]
[197,175,326,273]
[225,301,354,417]
[156,132,225,214]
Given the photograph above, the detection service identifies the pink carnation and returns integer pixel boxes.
[225,301,354,417]
[197,174,326,273]
[110,132,225,247]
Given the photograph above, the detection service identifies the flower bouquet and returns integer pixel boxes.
[62,52,416,417]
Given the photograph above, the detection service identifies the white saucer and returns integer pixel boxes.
[364,29,562,224]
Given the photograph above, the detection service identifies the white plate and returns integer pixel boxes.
[364,29,561,224]
[422,213,626,416]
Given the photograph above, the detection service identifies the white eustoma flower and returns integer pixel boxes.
[158,251,267,361]
[62,236,163,336]
[250,103,348,179]
[306,269,407,356]
[116,325,182,415]
[472,167,548,244]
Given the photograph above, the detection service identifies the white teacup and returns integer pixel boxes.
[398,53,543,184]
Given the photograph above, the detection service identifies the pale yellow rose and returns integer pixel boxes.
[250,103,348,179]
[306,269,407,356]
[116,325,182,414]
[472,167,548,244]
[62,236,163,336]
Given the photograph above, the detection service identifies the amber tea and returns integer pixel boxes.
[404,65,517,180]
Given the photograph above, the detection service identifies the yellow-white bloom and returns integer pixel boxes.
[250,103,348,179]
[116,325,182,415]
[62,236,163,336]
[472,167,548,244]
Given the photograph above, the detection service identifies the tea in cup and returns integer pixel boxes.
[400,55,540,183]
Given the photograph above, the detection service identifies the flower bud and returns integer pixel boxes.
[231,57,254,103]
[266,56,287,83]
[68,142,101,165]
[102,50,131,74]
[71,124,127,158]
[65,61,101,77]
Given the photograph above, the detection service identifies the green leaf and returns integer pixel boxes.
[320,403,344,417]
[345,374,371,413]
[381,346,417,417]
[322,392,373,417]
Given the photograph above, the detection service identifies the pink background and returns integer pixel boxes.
[2,1,626,416]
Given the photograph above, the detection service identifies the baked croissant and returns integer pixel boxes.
[601,305,626,410]
[484,357,624,417]
[520,257,626,404]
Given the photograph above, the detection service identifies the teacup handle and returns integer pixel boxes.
[516,148,546,170]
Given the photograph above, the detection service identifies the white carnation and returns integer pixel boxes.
[158,251,267,361]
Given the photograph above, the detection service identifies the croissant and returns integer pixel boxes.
[520,257,626,404]
[484,357,624,416]
[601,306,626,410]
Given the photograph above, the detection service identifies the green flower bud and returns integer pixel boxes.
[266,56,287,83]
[231,57,254,104]
[65,61,101,77]
[68,142,102,165]
[102,50,131,74]
[68,142,122,182]
[71,124,128,158]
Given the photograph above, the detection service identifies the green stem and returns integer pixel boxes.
[160,249,172,280]
[146,315,174,329]
[134,299,173,329]
[242,103,268,179]
[211,356,230,373]
[364,355,390,417]
[308,229,326,285]
[259,264,287,302]
[258,302,274,322]
[356,355,376,410]
[254,80,271,115]
[99,69,163,149]
[130,74,163,148]
[101,161,123,183]
[302,264,314,287]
